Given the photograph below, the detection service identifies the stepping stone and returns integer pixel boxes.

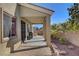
[68,45,74,49]
[59,50,67,55]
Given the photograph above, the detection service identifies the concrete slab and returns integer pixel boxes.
[9,36,52,56]
[10,47,52,56]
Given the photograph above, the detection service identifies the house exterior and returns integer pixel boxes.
[0,3,54,55]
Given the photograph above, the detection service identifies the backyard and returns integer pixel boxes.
[51,35,79,56]
[51,3,79,56]
[1,3,79,56]
[10,3,79,56]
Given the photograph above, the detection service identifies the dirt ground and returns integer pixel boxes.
[52,39,79,56]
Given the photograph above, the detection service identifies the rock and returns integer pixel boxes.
[52,43,58,49]
[59,50,67,55]
[68,45,74,49]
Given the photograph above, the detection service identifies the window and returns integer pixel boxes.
[3,13,12,37]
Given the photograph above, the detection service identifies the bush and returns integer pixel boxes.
[51,30,62,40]
[59,37,66,44]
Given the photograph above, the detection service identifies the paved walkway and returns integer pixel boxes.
[10,36,52,56]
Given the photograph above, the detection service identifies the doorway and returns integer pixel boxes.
[21,20,26,43]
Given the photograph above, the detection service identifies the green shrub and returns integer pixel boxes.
[51,30,61,39]
[59,37,66,44]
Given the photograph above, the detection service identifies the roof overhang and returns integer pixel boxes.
[19,3,54,16]
[19,3,54,24]
[0,3,54,16]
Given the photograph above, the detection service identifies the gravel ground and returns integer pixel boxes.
[52,39,79,56]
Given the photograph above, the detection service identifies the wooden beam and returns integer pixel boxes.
[21,17,44,24]
[21,17,32,24]
[30,19,43,24]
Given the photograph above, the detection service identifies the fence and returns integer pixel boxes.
[60,31,79,47]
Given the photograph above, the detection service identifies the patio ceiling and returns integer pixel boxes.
[21,17,44,24]
[19,3,53,15]
[20,5,47,17]
[19,4,50,24]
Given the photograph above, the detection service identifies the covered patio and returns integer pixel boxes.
[9,3,55,55]
[19,3,54,48]
[0,3,54,55]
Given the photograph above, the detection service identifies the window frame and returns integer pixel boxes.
[2,11,13,43]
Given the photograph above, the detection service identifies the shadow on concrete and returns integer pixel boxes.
[12,45,48,53]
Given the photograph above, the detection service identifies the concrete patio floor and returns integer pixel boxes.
[9,36,52,56]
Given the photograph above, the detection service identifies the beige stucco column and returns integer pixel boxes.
[43,19,46,40]
[25,23,27,40]
[15,5,21,41]
[45,16,52,47]
[0,8,3,43]
[29,24,32,32]
[45,16,55,54]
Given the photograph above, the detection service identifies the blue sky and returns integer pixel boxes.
[33,3,73,28]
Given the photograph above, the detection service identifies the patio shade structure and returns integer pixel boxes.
[20,3,54,47]
[0,3,54,55]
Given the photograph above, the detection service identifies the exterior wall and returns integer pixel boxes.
[0,8,11,55]
[0,4,21,55]
[12,4,22,51]
[0,8,3,43]
[60,31,79,47]
[0,3,17,16]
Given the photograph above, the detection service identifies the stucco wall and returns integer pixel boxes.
[0,3,17,16]
[0,8,2,43]
[0,4,21,55]
[61,31,79,47]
